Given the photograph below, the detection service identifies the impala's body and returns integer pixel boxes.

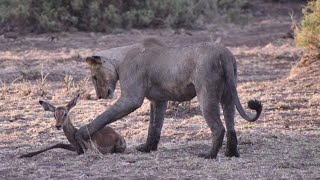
[19,94,126,158]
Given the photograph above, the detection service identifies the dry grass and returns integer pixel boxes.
[308,95,320,107]
[0,4,319,179]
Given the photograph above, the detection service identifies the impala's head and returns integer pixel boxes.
[86,56,118,99]
[39,94,80,130]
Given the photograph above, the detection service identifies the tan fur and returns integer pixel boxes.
[19,95,126,158]
[80,38,261,159]
[54,107,126,154]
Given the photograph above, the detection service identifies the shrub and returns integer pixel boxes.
[295,0,320,53]
[0,0,248,33]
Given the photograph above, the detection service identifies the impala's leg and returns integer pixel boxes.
[137,100,168,152]
[221,88,239,157]
[19,143,76,158]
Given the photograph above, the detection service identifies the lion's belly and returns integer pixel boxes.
[146,83,196,101]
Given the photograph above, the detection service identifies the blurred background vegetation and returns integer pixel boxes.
[0,0,314,54]
[0,0,250,33]
[295,0,320,54]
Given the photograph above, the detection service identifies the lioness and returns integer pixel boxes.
[77,38,262,159]
[92,43,142,99]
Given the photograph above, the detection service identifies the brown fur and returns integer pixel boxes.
[78,38,262,159]
[19,94,126,158]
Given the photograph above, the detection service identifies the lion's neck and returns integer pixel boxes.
[107,58,120,80]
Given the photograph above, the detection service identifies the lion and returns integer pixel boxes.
[77,38,262,159]
[90,43,142,99]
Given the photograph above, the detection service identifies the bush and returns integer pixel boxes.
[295,0,320,53]
[0,0,248,33]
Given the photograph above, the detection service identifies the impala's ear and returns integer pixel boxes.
[66,93,80,110]
[39,100,56,112]
[86,56,102,65]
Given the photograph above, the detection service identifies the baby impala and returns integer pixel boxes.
[20,94,126,158]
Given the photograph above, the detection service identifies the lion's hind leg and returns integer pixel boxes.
[196,86,225,159]
[221,88,240,157]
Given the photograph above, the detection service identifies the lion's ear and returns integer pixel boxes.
[86,56,102,65]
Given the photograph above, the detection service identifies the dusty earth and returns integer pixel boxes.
[0,1,319,180]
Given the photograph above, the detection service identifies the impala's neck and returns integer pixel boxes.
[62,117,78,147]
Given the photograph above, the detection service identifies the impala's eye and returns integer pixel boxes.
[53,114,56,118]
[63,113,67,118]
[92,76,97,82]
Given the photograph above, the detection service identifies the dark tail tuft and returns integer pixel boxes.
[247,100,262,122]
[248,99,262,111]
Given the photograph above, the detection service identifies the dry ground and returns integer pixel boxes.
[0,1,319,180]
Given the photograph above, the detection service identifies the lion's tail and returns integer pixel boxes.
[223,53,262,122]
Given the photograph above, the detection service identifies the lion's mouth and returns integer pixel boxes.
[107,89,114,99]
[97,89,114,99]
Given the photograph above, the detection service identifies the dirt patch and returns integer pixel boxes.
[1,1,319,180]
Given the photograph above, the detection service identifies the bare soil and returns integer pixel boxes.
[0,1,319,180]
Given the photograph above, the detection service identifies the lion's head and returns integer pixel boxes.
[86,56,118,99]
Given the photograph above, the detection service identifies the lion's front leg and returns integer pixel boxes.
[75,96,144,149]
[137,100,167,153]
